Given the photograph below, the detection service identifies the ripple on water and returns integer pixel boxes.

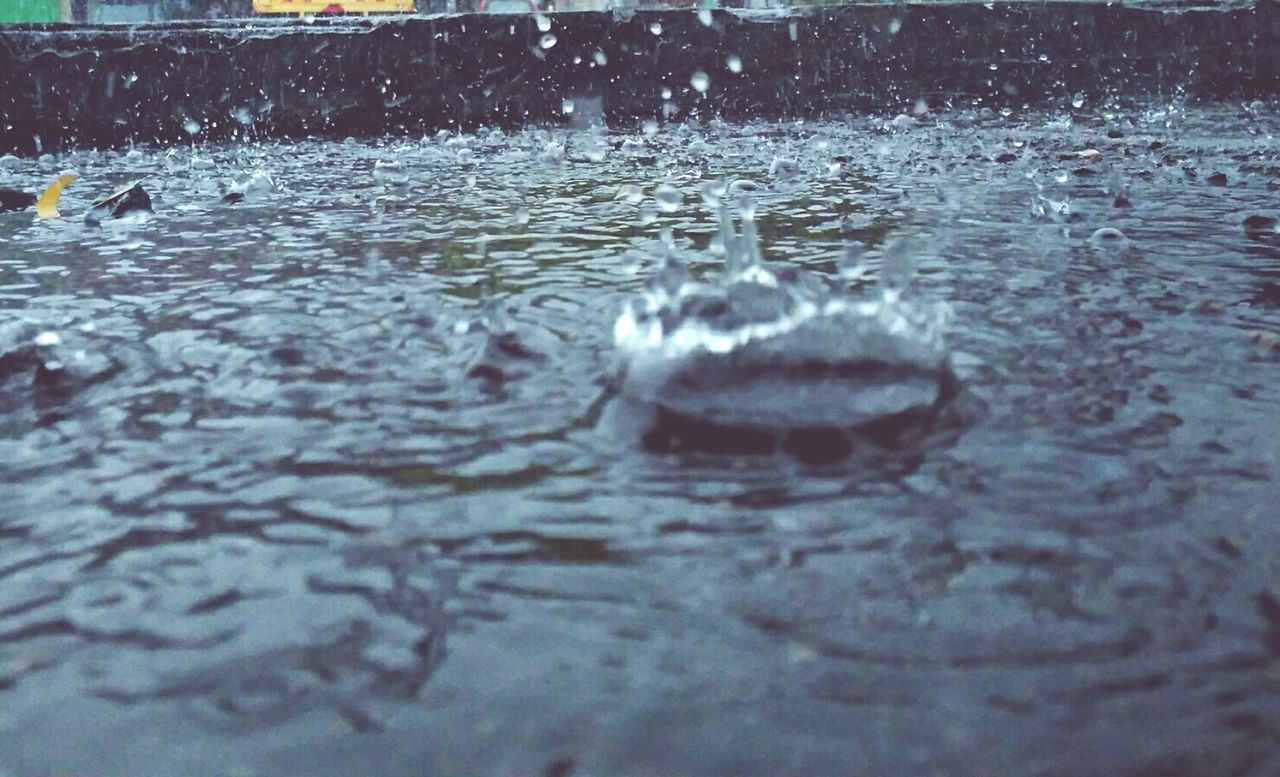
[2,108,1280,776]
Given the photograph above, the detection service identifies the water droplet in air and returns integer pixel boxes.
[649,21,662,35]
[539,33,557,49]
[535,13,551,32]
[726,55,742,74]
[661,87,672,100]
[1072,91,1085,109]
[183,118,201,137]
[561,98,575,114]
[690,71,710,93]
[654,183,682,213]
[697,7,712,26]
[593,49,608,66]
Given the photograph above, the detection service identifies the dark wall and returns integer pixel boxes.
[1,2,1278,155]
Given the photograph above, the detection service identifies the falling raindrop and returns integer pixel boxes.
[182,118,201,137]
[535,13,551,32]
[1072,91,1085,109]
[697,7,712,26]
[561,98,575,115]
[649,21,662,35]
[690,71,711,94]
[726,55,742,74]
[661,87,673,100]
[540,33,557,49]
[593,49,608,66]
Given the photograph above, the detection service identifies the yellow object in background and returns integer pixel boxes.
[36,174,76,220]
[252,0,414,13]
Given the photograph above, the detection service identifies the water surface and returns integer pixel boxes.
[2,104,1280,776]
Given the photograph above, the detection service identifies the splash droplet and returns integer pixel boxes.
[690,70,710,94]
[539,33,557,49]
[726,55,742,74]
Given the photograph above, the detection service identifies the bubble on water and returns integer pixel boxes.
[726,55,742,74]
[1088,227,1132,251]
[593,49,608,66]
[535,13,551,32]
[654,183,682,213]
[1038,53,1050,62]
[1072,91,1085,109]
[616,184,645,204]
[373,159,409,186]
[561,98,575,115]
[697,7,712,26]
[650,21,662,35]
[690,71,711,94]
[539,33,557,49]
[183,118,202,137]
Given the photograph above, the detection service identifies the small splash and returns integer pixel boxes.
[608,197,956,461]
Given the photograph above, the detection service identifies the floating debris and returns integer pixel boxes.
[36,173,77,219]
[85,181,153,224]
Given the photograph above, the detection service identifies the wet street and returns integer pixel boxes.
[2,104,1280,776]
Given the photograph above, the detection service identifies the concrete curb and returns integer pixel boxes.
[1,2,1277,155]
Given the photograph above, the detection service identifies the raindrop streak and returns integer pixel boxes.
[691,71,711,94]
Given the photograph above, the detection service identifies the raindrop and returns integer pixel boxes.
[650,21,662,35]
[535,13,551,32]
[642,119,660,136]
[593,49,608,66]
[690,71,711,94]
[539,33,557,49]
[661,87,673,100]
[561,98,575,115]
[726,55,742,74]
[182,118,201,137]
[888,18,902,34]
[654,183,682,213]
[231,106,253,126]
[700,180,727,208]
[1072,91,1085,109]
[697,7,712,26]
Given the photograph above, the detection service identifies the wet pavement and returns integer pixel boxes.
[2,102,1280,776]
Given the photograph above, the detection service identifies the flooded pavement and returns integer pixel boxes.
[2,103,1280,777]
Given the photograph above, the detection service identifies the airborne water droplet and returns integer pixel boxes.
[726,55,742,74]
[535,13,551,32]
[539,33,557,49]
[690,71,710,94]
[183,118,201,137]
[697,7,712,26]
[1072,91,1085,109]
[650,21,662,35]
[654,183,682,213]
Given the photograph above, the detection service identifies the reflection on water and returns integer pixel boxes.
[2,105,1280,776]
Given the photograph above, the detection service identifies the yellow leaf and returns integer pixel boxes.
[36,174,77,219]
